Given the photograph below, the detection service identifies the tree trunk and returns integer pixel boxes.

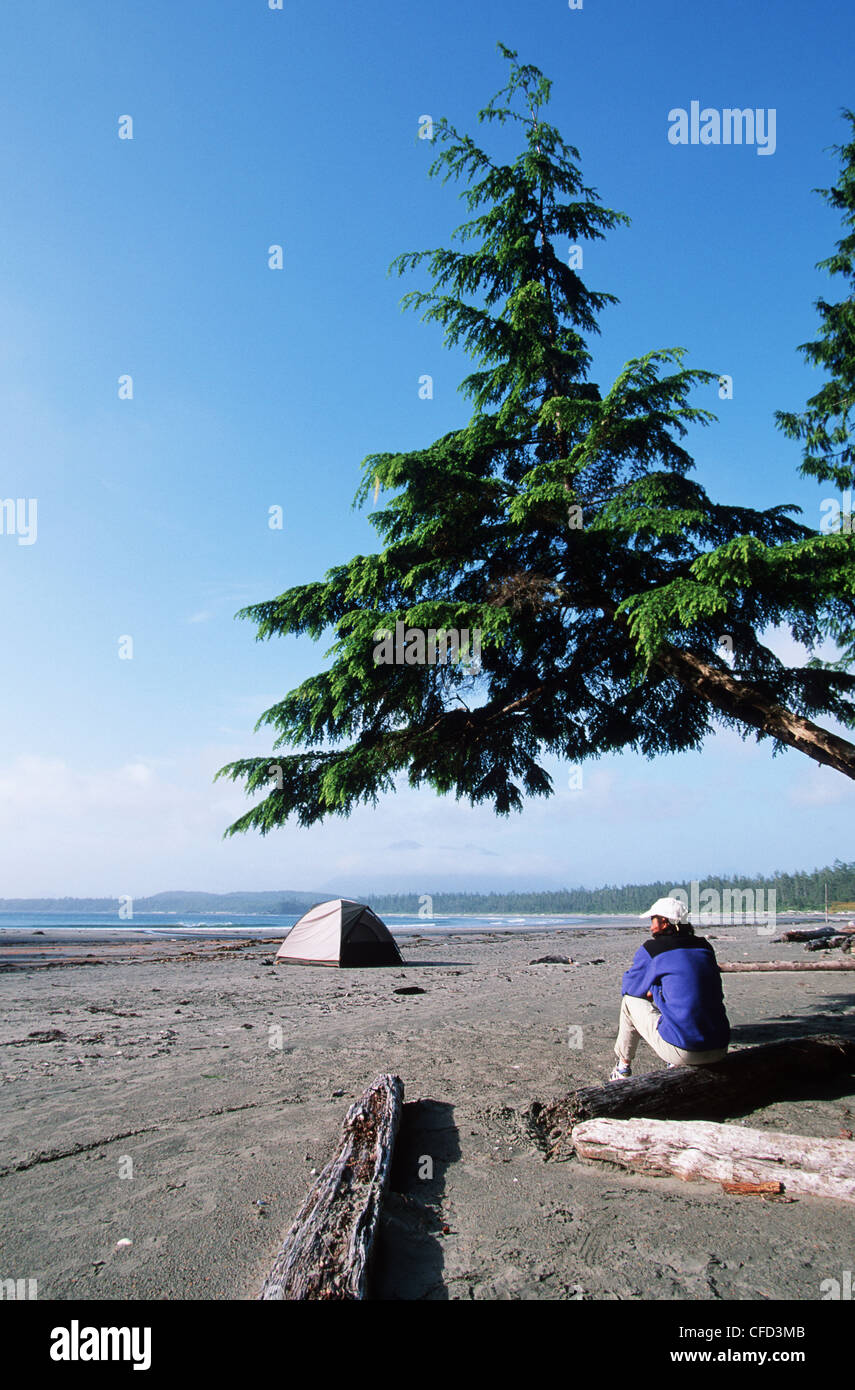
[578,589,855,781]
[258,1073,404,1300]
[572,1117,855,1203]
[529,1035,855,1159]
[652,642,855,779]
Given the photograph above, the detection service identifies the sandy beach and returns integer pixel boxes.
[1,923,853,1301]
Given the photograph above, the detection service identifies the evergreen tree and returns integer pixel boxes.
[776,111,855,490]
[217,48,855,836]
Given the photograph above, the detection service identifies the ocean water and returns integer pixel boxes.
[0,907,820,944]
[0,909,620,940]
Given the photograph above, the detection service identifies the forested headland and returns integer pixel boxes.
[369,860,855,916]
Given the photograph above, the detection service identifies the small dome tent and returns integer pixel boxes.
[275,899,404,968]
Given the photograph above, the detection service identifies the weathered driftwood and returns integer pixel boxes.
[530,1035,855,1158]
[777,927,850,942]
[719,960,855,971]
[572,1116,855,1203]
[259,1073,404,1300]
[721,1179,783,1195]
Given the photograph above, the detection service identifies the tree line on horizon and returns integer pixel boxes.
[367,858,855,915]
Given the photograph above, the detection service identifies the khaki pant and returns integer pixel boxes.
[615,995,728,1068]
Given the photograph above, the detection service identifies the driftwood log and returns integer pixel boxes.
[778,927,853,942]
[722,1180,783,1195]
[530,1035,855,1159]
[259,1073,404,1300]
[572,1117,855,1203]
[720,960,855,972]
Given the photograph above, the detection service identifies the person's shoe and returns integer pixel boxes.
[609,1061,632,1081]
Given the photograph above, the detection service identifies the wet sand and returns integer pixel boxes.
[0,925,853,1301]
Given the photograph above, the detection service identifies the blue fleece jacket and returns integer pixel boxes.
[621,931,730,1052]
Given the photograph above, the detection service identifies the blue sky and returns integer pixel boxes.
[1,0,853,898]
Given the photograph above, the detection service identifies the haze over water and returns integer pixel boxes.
[0,909,818,942]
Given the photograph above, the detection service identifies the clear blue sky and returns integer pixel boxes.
[1,0,853,897]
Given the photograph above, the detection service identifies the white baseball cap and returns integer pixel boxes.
[641,896,689,924]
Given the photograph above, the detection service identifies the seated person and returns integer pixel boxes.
[610,896,730,1080]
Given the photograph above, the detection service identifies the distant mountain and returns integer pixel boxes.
[0,890,322,914]
[138,891,320,913]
